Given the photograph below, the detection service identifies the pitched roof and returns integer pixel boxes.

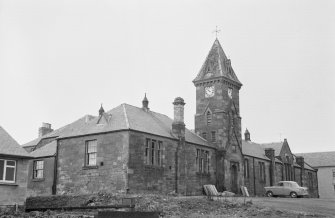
[30,141,57,158]
[0,126,31,158]
[295,151,335,167]
[260,142,283,156]
[193,39,241,85]
[22,115,96,148]
[242,140,270,160]
[58,104,210,147]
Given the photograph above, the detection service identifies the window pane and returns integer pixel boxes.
[5,167,15,181]
[37,170,43,178]
[87,140,97,153]
[88,144,96,153]
[36,161,43,170]
[88,153,96,165]
[6,160,15,166]
[0,160,4,180]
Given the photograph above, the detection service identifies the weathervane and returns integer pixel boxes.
[213,26,221,38]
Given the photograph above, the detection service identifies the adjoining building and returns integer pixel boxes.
[23,39,318,197]
[243,131,318,197]
[295,152,335,198]
[0,126,31,205]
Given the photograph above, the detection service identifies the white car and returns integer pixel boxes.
[264,181,308,198]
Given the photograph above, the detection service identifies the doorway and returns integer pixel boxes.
[231,163,238,194]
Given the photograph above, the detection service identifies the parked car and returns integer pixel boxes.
[264,181,308,198]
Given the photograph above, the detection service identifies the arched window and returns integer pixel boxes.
[206,111,212,126]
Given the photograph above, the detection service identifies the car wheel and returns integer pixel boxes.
[290,192,297,198]
[266,191,273,197]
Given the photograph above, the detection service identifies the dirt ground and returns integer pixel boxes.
[1,195,333,218]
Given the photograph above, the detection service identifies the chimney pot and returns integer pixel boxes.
[38,123,53,137]
[172,97,185,138]
[265,148,275,160]
[296,156,305,167]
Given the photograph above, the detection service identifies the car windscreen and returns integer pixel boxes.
[290,182,299,188]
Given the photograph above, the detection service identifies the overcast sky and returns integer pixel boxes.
[0,0,334,153]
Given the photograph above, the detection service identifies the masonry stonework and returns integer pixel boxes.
[56,131,129,194]
[27,157,55,197]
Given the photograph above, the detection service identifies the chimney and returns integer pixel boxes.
[244,129,250,141]
[296,156,305,167]
[172,97,185,138]
[296,156,305,186]
[142,93,149,112]
[265,148,276,186]
[265,148,275,160]
[38,122,53,137]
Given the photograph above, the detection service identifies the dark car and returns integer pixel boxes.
[264,181,308,198]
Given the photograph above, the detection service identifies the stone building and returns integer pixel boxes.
[0,126,31,205]
[243,131,318,197]
[23,38,318,197]
[295,152,335,198]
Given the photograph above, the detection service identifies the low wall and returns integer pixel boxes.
[26,193,130,210]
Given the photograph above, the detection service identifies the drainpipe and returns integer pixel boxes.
[253,157,256,196]
[175,140,179,193]
[315,169,319,198]
[52,140,59,195]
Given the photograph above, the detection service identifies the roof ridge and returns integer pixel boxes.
[122,103,172,120]
[260,142,283,145]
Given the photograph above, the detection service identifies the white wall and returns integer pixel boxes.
[317,167,335,198]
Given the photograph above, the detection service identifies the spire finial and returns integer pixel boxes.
[99,103,105,116]
[213,26,221,39]
[142,93,149,111]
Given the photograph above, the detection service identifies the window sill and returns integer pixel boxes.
[196,172,211,177]
[0,182,18,186]
[32,178,45,182]
[82,165,99,170]
[144,165,163,170]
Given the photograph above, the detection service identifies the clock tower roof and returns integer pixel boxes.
[193,39,242,86]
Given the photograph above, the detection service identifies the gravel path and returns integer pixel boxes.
[250,197,335,217]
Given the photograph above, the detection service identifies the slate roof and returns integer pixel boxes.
[59,104,210,147]
[295,151,335,167]
[30,141,57,158]
[260,142,283,156]
[242,140,270,160]
[22,115,96,148]
[193,39,242,85]
[23,104,210,148]
[0,126,31,158]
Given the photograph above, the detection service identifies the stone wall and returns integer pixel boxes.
[274,162,283,184]
[0,157,29,205]
[127,131,216,195]
[294,167,302,185]
[304,169,318,198]
[243,156,254,195]
[56,131,129,194]
[27,157,55,197]
[243,156,271,196]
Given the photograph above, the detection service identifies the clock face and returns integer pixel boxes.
[205,86,215,98]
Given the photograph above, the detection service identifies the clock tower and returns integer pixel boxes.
[193,39,244,193]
